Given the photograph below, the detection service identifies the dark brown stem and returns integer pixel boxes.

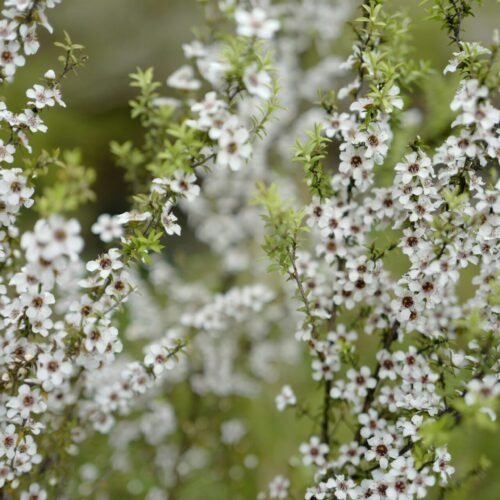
[321,379,332,445]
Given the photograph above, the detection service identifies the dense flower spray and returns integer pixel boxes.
[0,0,498,499]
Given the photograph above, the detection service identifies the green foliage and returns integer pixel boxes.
[455,308,484,338]
[251,75,281,141]
[420,412,457,447]
[294,125,333,200]
[122,227,164,265]
[129,68,163,125]
[156,123,206,177]
[35,149,96,216]
[54,31,87,80]
[253,183,307,275]
[424,0,482,45]
[352,0,431,113]
[110,140,146,185]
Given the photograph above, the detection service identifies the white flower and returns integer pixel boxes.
[365,431,399,469]
[220,419,246,445]
[346,366,377,397]
[397,414,423,442]
[0,168,34,209]
[116,210,152,225]
[323,112,354,139]
[339,145,374,181]
[464,375,500,407]
[167,65,201,91]
[19,24,39,55]
[243,64,272,99]
[275,385,296,411]
[327,475,358,499]
[235,8,280,39]
[170,170,200,200]
[161,207,181,236]
[20,483,47,500]
[358,409,387,439]
[182,40,207,59]
[83,321,120,355]
[444,57,459,74]
[36,350,73,390]
[216,117,252,171]
[384,84,404,111]
[86,248,123,279]
[7,384,47,419]
[21,290,55,322]
[44,69,56,80]
[407,467,435,498]
[360,125,390,164]
[394,152,432,184]
[268,475,290,499]
[0,424,17,459]
[0,140,15,163]
[450,79,488,112]
[91,213,123,242]
[18,108,48,133]
[144,343,177,376]
[299,436,329,467]
[191,91,226,121]
[0,40,25,76]
[26,84,56,108]
[433,447,455,485]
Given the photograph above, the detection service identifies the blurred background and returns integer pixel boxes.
[4,1,498,498]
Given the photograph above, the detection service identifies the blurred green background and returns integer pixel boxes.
[4,1,498,498]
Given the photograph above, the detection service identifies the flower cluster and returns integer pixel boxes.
[1,0,498,498]
[257,1,499,498]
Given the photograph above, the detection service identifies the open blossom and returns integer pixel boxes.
[433,447,455,485]
[20,483,47,500]
[365,431,399,469]
[0,140,15,163]
[275,385,296,411]
[235,8,280,39]
[326,475,358,500]
[91,213,123,242]
[36,350,73,390]
[21,290,55,321]
[169,170,200,200]
[394,151,432,184]
[86,248,123,279]
[160,206,181,236]
[18,108,48,133]
[144,343,177,376]
[167,65,201,90]
[216,117,252,171]
[464,375,500,410]
[83,320,120,355]
[243,64,272,100]
[299,436,329,467]
[0,424,18,460]
[0,40,25,76]
[20,215,83,263]
[6,384,47,419]
[268,475,290,499]
[20,24,40,55]
[0,168,34,210]
[26,84,56,108]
